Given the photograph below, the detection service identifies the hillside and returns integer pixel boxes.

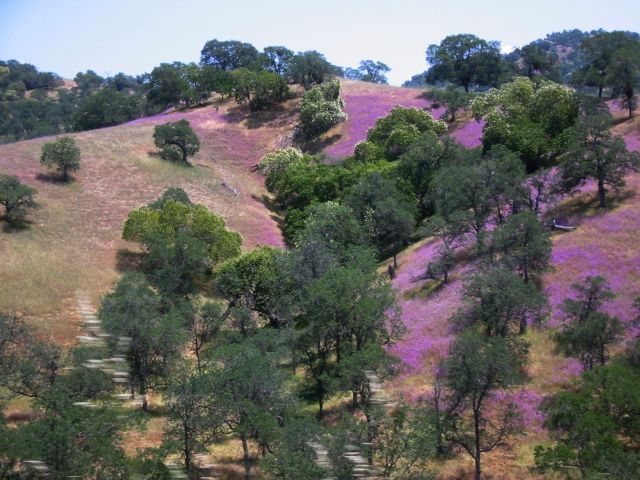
[385,104,640,478]
[0,80,440,343]
[2,77,639,478]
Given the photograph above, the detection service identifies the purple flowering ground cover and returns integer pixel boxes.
[385,115,640,446]
[323,80,445,159]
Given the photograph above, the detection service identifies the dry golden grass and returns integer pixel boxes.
[0,97,297,342]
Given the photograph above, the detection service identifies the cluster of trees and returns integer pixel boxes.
[258,106,446,246]
[142,40,341,113]
[535,278,640,478]
[0,61,153,142]
[343,60,391,84]
[1,39,345,143]
[0,186,414,479]
[414,29,639,120]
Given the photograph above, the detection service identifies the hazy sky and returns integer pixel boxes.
[1,0,639,85]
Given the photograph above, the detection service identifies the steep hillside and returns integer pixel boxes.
[0,97,297,342]
[0,79,449,343]
[386,110,640,478]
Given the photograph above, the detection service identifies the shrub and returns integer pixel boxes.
[0,174,37,223]
[153,119,200,163]
[40,136,81,181]
[299,80,346,139]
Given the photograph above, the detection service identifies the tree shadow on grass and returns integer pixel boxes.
[544,187,637,228]
[1,212,36,232]
[223,102,296,130]
[35,172,73,184]
[298,133,343,155]
[115,248,145,274]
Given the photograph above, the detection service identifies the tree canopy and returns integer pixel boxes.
[426,34,503,92]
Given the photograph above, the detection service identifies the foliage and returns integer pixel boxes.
[260,45,295,76]
[73,69,104,97]
[291,247,398,416]
[122,192,242,295]
[215,246,285,327]
[344,59,391,84]
[260,416,325,480]
[471,76,579,171]
[200,39,260,71]
[0,174,37,223]
[397,132,462,214]
[440,333,529,480]
[142,62,196,109]
[558,113,639,208]
[163,364,214,474]
[231,67,289,110]
[0,59,62,91]
[72,87,148,130]
[426,34,503,92]
[535,360,640,478]
[153,119,201,163]
[0,314,129,478]
[99,273,186,410]
[365,106,447,159]
[204,336,292,479]
[518,41,559,79]
[554,276,624,370]
[345,172,417,265]
[298,79,346,138]
[425,86,473,122]
[40,136,81,181]
[572,31,640,99]
[456,266,547,336]
[289,51,339,90]
[257,147,304,193]
[493,211,552,283]
[608,42,640,118]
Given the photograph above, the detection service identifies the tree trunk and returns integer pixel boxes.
[598,85,603,98]
[184,424,192,477]
[138,374,148,412]
[241,434,251,480]
[474,408,482,480]
[317,387,324,418]
[393,254,398,269]
[519,316,527,335]
[597,177,607,208]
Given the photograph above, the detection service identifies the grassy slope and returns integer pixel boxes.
[385,105,640,479]
[3,78,638,477]
[0,96,299,343]
[321,79,446,159]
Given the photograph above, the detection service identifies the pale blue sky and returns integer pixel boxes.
[1,0,639,85]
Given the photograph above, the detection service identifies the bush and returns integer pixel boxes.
[299,80,346,139]
[257,147,304,193]
[0,174,37,223]
[231,68,289,110]
[366,106,447,159]
[153,119,200,163]
[40,136,81,181]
